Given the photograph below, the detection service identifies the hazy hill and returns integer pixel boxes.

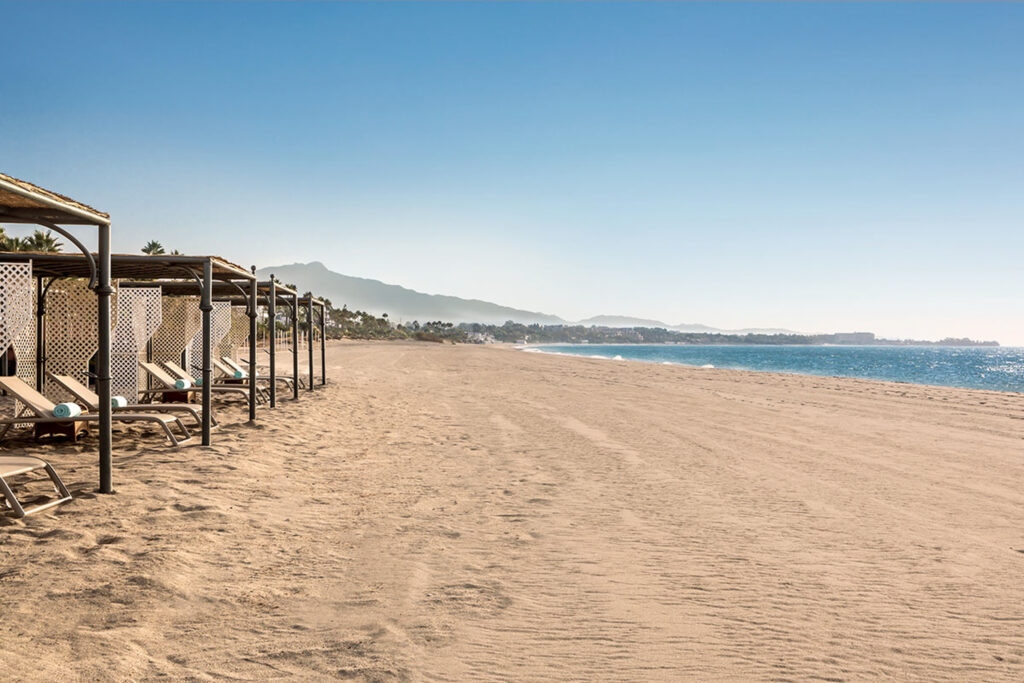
[577,315,676,329]
[257,262,796,334]
[256,262,566,325]
[579,315,796,336]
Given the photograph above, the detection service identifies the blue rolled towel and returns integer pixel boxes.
[53,402,82,418]
[195,378,203,387]
[234,370,247,379]
[111,396,128,408]
[174,378,192,390]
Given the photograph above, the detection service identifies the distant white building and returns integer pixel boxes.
[466,332,497,344]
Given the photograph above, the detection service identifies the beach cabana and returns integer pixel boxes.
[0,253,257,472]
[0,174,114,492]
[124,278,328,407]
[297,294,327,392]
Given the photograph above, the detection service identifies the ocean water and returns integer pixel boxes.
[525,344,1024,393]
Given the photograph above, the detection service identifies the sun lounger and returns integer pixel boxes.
[212,357,246,383]
[161,361,266,403]
[48,373,215,428]
[0,455,72,518]
[138,361,253,404]
[0,376,191,447]
[220,356,301,391]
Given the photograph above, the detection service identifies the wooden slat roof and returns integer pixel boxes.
[297,295,327,308]
[0,172,110,225]
[0,252,254,281]
[122,279,298,301]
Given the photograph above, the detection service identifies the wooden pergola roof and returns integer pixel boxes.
[122,279,298,301]
[0,172,110,226]
[297,295,327,308]
[0,252,254,281]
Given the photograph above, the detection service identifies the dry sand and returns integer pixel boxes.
[2,341,1023,681]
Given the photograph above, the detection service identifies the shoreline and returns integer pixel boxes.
[519,343,1024,395]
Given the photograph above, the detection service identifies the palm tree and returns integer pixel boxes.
[26,229,63,252]
[0,227,61,252]
[142,240,165,255]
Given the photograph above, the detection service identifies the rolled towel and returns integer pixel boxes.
[233,370,248,379]
[111,395,128,408]
[52,402,82,418]
[173,378,192,390]
[195,378,203,387]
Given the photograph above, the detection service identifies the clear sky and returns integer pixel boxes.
[3,2,1022,343]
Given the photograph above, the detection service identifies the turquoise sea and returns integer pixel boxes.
[526,344,1024,394]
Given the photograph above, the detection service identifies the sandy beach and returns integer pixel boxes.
[2,341,1023,681]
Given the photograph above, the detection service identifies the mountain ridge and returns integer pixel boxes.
[256,262,566,325]
[256,261,797,334]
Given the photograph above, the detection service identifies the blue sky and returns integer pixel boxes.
[3,2,1022,343]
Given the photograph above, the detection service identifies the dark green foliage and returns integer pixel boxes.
[0,227,63,252]
[451,322,997,347]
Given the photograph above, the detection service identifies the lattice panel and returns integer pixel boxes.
[151,296,201,366]
[11,298,35,390]
[185,301,232,376]
[111,286,162,398]
[3,262,36,422]
[11,298,35,423]
[221,306,250,362]
[42,279,117,402]
[0,262,33,354]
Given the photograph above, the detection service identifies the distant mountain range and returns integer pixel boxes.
[256,262,564,326]
[256,261,796,334]
[577,315,795,335]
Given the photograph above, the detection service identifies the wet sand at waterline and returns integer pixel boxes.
[2,341,1023,680]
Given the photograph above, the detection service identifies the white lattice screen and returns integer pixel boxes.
[42,279,117,402]
[11,297,36,406]
[111,286,162,398]
[151,296,201,367]
[1,262,35,420]
[0,262,33,355]
[220,306,250,363]
[185,301,231,376]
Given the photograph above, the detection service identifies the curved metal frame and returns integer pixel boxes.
[35,220,98,290]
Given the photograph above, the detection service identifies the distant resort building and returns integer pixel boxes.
[466,332,497,344]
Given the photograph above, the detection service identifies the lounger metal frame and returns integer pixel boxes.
[160,360,268,404]
[48,373,216,429]
[0,376,192,447]
[0,456,72,518]
[138,361,257,404]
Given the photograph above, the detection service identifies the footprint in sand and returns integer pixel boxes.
[556,417,645,465]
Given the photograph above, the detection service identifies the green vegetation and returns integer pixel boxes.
[280,300,998,347]
[0,227,64,252]
[322,305,466,343]
[454,322,998,346]
[142,240,165,255]
[141,241,182,255]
